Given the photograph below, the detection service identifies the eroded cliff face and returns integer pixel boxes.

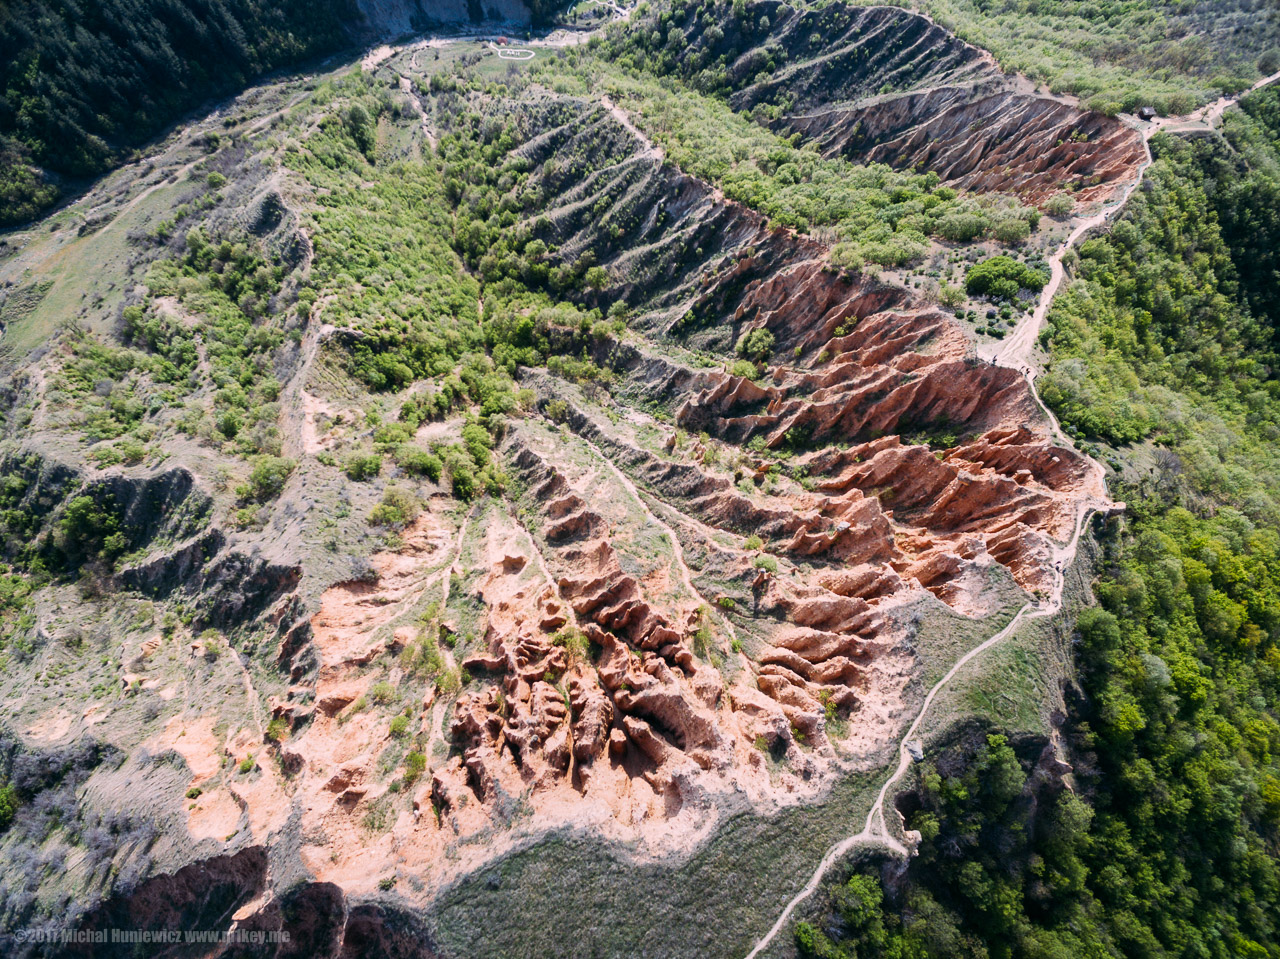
[662,0,1145,205]
[169,84,1111,924]
[0,3,1133,952]
[781,89,1146,205]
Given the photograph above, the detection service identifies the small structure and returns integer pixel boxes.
[1137,106,1158,121]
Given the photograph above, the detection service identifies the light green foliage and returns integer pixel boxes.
[53,495,126,570]
[735,327,775,362]
[369,487,421,528]
[140,230,288,457]
[344,454,382,482]
[285,73,482,394]
[1045,193,1074,217]
[965,255,1048,301]
[265,717,288,743]
[397,445,444,482]
[236,456,295,503]
[911,0,1273,113]
[0,783,17,832]
[552,626,590,666]
[404,751,427,783]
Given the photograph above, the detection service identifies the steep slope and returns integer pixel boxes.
[612,0,1145,205]
[0,4,1147,955]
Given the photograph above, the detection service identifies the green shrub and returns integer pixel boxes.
[446,454,478,501]
[404,751,426,783]
[735,327,775,361]
[237,455,295,502]
[1046,194,1074,216]
[398,446,443,481]
[753,554,779,573]
[369,487,421,528]
[552,626,590,666]
[344,454,382,481]
[935,210,990,242]
[965,256,1047,301]
[992,217,1031,245]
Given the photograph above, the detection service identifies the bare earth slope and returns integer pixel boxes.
[0,4,1157,956]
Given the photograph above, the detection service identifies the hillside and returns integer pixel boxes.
[0,1,1278,957]
[0,0,545,229]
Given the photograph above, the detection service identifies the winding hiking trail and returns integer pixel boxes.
[745,68,1280,959]
[602,95,664,161]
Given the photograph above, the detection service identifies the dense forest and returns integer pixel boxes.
[913,0,1280,114]
[796,88,1280,959]
[0,0,361,226]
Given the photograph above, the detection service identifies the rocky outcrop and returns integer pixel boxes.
[495,443,732,788]
[784,89,1146,205]
[60,850,441,959]
[655,0,1145,205]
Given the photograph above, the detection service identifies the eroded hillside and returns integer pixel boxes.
[0,3,1139,954]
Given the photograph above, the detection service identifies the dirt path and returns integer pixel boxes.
[398,75,439,150]
[601,95,663,161]
[745,498,1099,957]
[1176,68,1280,130]
[992,148,1151,374]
